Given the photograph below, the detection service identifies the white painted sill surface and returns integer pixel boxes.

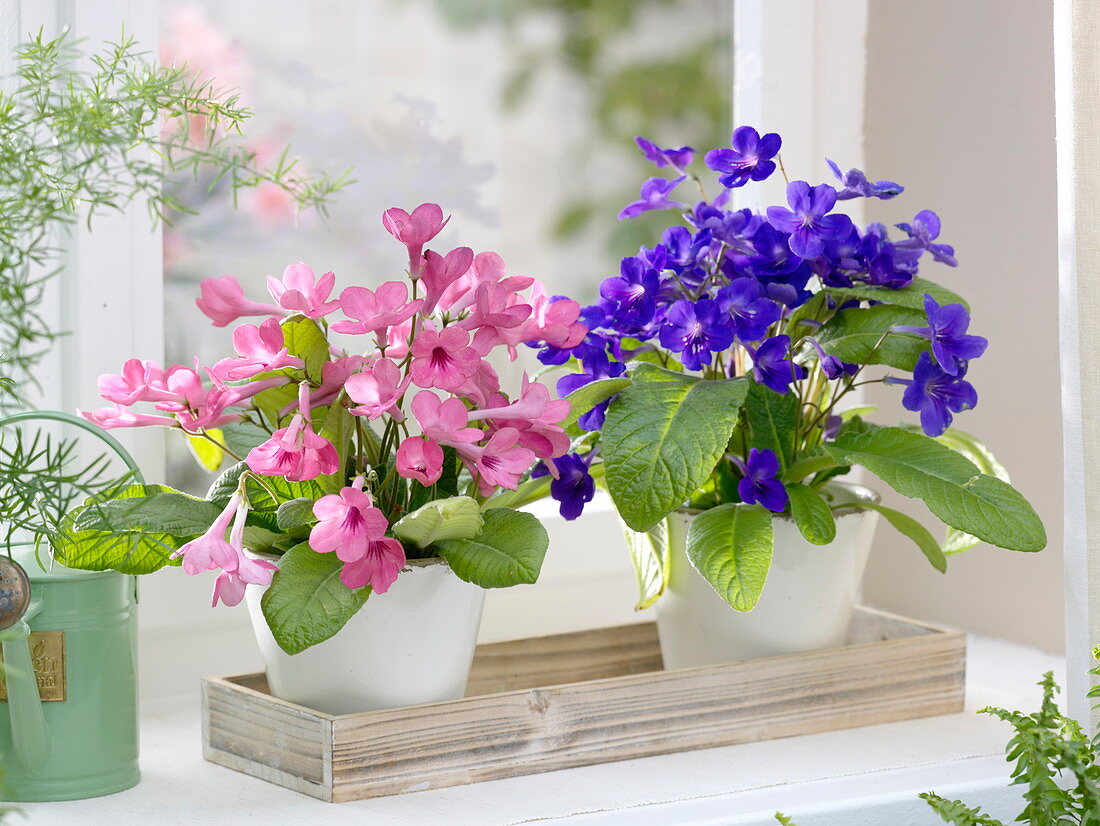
[20,634,1061,826]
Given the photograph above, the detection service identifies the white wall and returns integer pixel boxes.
[860,0,1062,653]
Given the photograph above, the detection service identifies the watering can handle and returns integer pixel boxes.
[1,602,49,774]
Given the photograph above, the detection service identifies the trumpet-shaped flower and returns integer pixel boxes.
[895,210,957,266]
[345,358,411,420]
[618,176,687,220]
[531,453,596,520]
[309,477,388,560]
[599,257,660,330]
[196,276,284,327]
[78,405,179,430]
[893,294,988,375]
[455,427,536,496]
[705,127,781,189]
[826,159,904,201]
[658,298,734,371]
[716,278,782,343]
[634,136,694,170]
[265,262,341,318]
[396,436,445,485]
[411,390,482,444]
[213,318,303,381]
[766,181,854,259]
[409,325,482,392]
[246,384,339,481]
[886,351,978,437]
[734,448,788,512]
[749,335,807,394]
[383,202,449,276]
[420,247,474,314]
[331,282,422,337]
[339,536,406,592]
[97,359,173,405]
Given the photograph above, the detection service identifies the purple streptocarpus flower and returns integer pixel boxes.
[893,294,988,375]
[859,223,919,289]
[688,203,759,248]
[618,176,687,220]
[658,299,734,371]
[895,209,957,266]
[705,126,782,189]
[599,257,660,329]
[716,278,781,343]
[733,448,788,512]
[765,181,854,259]
[885,351,977,436]
[531,452,597,520]
[748,335,807,394]
[805,337,859,380]
[826,159,904,201]
[634,136,694,170]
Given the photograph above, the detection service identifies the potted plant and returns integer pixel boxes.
[526,128,1045,669]
[56,202,585,714]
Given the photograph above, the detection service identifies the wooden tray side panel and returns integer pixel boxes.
[466,622,663,696]
[203,678,333,801]
[326,630,965,802]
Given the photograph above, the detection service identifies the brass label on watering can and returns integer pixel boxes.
[0,631,66,702]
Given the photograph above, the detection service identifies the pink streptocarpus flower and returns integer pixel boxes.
[170,494,277,607]
[459,282,532,357]
[455,427,537,496]
[212,318,304,381]
[345,359,411,421]
[451,359,502,409]
[420,246,474,314]
[522,285,587,350]
[303,355,371,411]
[309,477,389,562]
[330,282,422,337]
[246,384,340,481]
[467,376,570,426]
[409,324,482,392]
[396,436,444,485]
[382,203,449,276]
[410,390,482,445]
[97,359,174,405]
[339,536,405,592]
[158,365,289,433]
[196,276,285,328]
[437,251,535,315]
[266,262,341,319]
[78,405,179,430]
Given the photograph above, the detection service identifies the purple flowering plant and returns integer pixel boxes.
[524,126,1045,612]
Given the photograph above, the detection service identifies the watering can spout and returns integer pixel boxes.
[1,602,49,775]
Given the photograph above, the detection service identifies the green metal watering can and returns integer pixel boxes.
[0,411,141,801]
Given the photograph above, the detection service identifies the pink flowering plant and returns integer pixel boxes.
[54,204,585,653]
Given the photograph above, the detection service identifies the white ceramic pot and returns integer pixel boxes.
[245,557,486,715]
[655,481,880,670]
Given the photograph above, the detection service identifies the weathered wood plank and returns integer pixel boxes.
[202,608,966,803]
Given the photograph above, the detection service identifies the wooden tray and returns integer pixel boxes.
[202,606,966,802]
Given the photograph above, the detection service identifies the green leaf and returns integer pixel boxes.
[824,277,968,311]
[814,304,930,370]
[207,461,326,510]
[603,377,750,531]
[839,405,878,422]
[391,496,483,548]
[52,484,188,575]
[251,380,300,429]
[276,498,316,531]
[317,397,355,494]
[926,428,1011,555]
[745,381,799,473]
[72,488,224,536]
[261,542,371,655]
[629,361,692,383]
[620,516,669,610]
[187,429,226,472]
[857,503,946,572]
[686,503,773,611]
[825,427,1045,552]
[785,483,836,545]
[221,420,271,457]
[561,376,632,428]
[281,315,329,382]
[919,793,1005,826]
[434,508,547,588]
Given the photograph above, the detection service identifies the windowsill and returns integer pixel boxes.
[19,634,1062,825]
